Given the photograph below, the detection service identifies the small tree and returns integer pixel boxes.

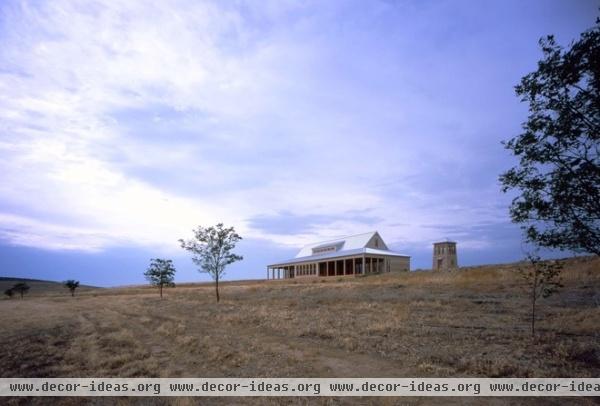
[12,282,30,299]
[4,288,14,299]
[518,253,563,337]
[64,280,80,297]
[179,223,243,302]
[144,258,176,299]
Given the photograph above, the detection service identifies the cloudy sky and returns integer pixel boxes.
[0,0,596,286]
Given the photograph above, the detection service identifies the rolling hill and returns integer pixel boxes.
[0,277,100,297]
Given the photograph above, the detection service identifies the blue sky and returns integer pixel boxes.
[0,0,596,286]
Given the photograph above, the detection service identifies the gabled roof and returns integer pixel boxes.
[295,231,383,258]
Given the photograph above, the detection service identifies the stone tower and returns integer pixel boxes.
[432,241,458,271]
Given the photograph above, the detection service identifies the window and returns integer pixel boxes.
[312,246,337,255]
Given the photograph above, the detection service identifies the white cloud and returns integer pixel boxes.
[0,0,522,253]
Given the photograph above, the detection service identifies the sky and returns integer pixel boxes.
[0,0,596,286]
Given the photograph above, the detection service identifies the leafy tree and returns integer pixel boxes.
[144,258,176,299]
[64,280,80,297]
[500,17,600,255]
[518,253,563,337]
[12,282,30,299]
[4,288,14,299]
[179,223,243,302]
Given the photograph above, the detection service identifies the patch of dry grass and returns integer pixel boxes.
[1,256,599,405]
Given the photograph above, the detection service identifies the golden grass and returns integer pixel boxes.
[1,256,599,405]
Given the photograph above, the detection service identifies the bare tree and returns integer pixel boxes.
[518,253,563,337]
[179,223,243,302]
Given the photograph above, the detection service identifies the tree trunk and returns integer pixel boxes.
[215,274,220,303]
[71,290,74,297]
[531,273,537,338]
[160,283,163,299]
[20,291,23,299]
[531,296,536,338]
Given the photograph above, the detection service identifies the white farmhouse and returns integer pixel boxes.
[267,231,410,279]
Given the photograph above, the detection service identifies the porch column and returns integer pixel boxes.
[353,257,356,276]
[362,255,365,275]
[334,260,337,275]
[343,259,346,275]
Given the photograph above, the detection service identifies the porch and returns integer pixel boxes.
[266,255,387,280]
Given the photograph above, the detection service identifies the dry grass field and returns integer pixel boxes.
[1,256,599,406]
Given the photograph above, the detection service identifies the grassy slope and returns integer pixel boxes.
[1,256,599,406]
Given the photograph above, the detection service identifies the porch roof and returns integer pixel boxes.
[268,247,409,268]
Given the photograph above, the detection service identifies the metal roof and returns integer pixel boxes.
[295,231,385,258]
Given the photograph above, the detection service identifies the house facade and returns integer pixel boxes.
[267,231,410,279]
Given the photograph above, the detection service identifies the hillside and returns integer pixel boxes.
[1,256,598,405]
[0,277,100,297]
